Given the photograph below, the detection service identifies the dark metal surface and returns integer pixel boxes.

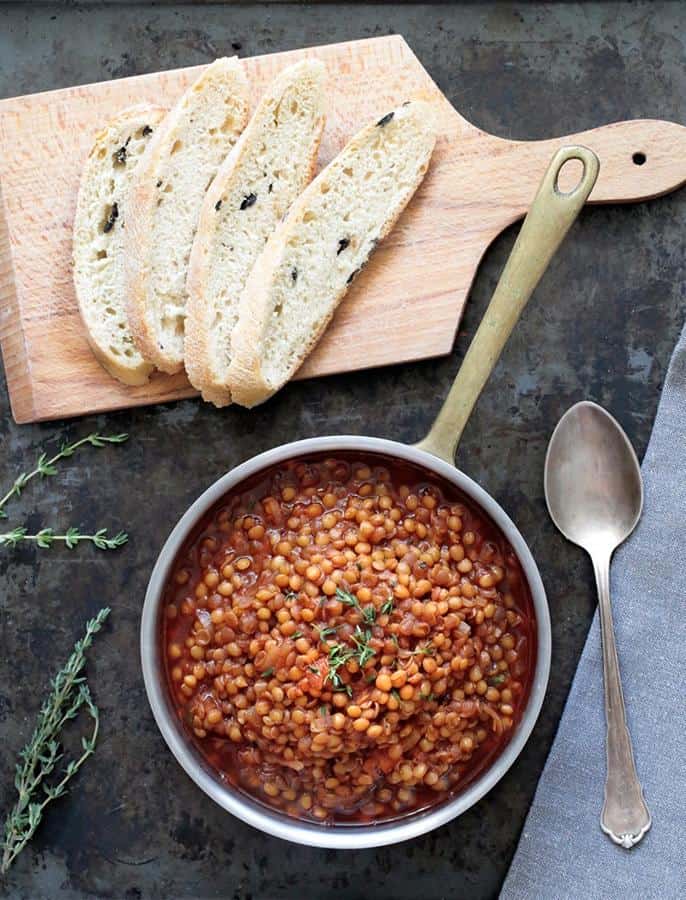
[1,3,685,898]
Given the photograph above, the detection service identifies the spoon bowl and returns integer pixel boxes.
[544,401,643,554]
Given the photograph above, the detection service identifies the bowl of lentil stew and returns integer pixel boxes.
[141,437,550,848]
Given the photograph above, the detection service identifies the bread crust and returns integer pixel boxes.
[228,100,436,408]
[124,58,249,375]
[73,103,166,386]
[184,59,326,407]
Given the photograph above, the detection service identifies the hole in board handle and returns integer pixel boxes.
[555,158,585,195]
[632,152,647,166]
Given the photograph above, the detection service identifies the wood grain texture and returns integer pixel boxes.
[1,34,686,424]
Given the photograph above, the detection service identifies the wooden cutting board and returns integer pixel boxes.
[2,34,686,424]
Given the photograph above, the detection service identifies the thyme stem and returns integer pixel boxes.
[0,527,128,551]
[0,432,128,519]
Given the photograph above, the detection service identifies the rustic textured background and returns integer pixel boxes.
[1,3,685,898]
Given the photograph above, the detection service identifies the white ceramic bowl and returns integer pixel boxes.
[141,435,551,849]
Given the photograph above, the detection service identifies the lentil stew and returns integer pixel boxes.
[162,452,536,825]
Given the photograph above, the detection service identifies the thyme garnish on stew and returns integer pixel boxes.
[315,625,337,643]
[361,605,376,626]
[350,627,376,667]
[335,587,358,608]
[336,587,376,625]
[380,596,394,616]
[326,642,356,690]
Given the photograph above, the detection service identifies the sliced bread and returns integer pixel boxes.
[184,59,327,406]
[124,58,249,374]
[227,101,437,407]
[72,104,166,385]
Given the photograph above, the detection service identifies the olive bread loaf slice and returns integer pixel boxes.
[73,104,166,385]
[185,59,326,406]
[228,101,436,407]
[124,58,249,374]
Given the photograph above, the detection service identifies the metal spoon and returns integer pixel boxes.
[544,400,651,848]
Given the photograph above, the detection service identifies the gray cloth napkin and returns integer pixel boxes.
[501,320,686,900]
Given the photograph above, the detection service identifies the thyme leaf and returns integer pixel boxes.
[411,642,435,657]
[315,625,337,643]
[335,587,358,608]
[380,597,394,616]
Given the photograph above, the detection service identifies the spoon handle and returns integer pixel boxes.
[591,552,651,848]
[416,145,599,463]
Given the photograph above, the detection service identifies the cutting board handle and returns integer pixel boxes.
[497,118,686,215]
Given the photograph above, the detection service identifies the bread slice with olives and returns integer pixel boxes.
[72,104,166,386]
[124,58,249,374]
[227,101,436,408]
[184,59,327,406]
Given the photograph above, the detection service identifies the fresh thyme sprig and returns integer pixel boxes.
[335,587,376,625]
[380,596,394,616]
[326,642,356,693]
[0,527,128,551]
[411,642,435,657]
[336,587,358,608]
[315,624,338,643]
[322,591,379,693]
[0,432,129,552]
[0,607,110,874]
[361,606,376,626]
[351,627,376,667]
[324,627,377,695]
[0,433,128,519]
